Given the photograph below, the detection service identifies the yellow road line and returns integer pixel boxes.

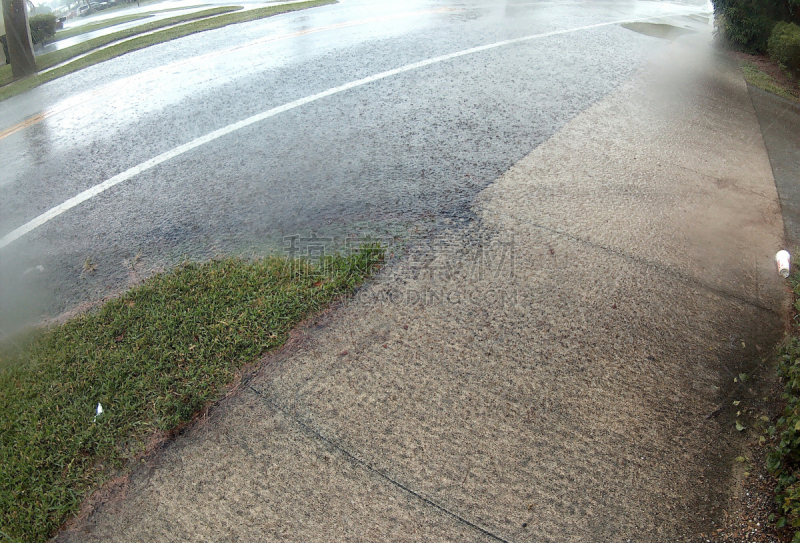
[0,78,127,140]
[0,114,46,139]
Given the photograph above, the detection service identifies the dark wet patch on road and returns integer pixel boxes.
[621,22,697,40]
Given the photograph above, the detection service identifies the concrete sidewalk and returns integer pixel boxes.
[750,86,800,255]
[58,29,790,542]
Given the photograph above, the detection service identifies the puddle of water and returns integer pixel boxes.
[621,22,697,40]
[684,14,710,24]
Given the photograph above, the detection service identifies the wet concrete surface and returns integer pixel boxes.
[55,27,790,542]
[0,0,708,332]
[749,86,800,255]
[4,0,792,540]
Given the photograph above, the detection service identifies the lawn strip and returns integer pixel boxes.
[0,5,242,88]
[52,13,155,42]
[0,245,382,542]
[740,61,800,102]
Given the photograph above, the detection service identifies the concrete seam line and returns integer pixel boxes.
[511,215,780,315]
[248,385,517,543]
[0,9,701,250]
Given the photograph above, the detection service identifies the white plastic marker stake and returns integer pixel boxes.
[93,403,104,422]
[776,250,791,278]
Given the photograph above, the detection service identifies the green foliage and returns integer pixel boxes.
[712,0,800,53]
[767,276,800,537]
[28,14,57,45]
[713,0,779,53]
[0,246,382,542]
[52,13,153,42]
[769,21,800,72]
[768,339,800,532]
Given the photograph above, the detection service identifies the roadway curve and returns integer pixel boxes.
[1,0,705,331]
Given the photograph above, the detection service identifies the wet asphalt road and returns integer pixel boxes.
[0,0,705,332]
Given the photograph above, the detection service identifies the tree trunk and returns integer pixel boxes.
[2,0,36,78]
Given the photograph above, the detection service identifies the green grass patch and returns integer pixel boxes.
[67,0,206,18]
[0,245,383,542]
[147,4,211,12]
[0,0,336,102]
[52,5,215,42]
[741,61,800,102]
[52,14,155,42]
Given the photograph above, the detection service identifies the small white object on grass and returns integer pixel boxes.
[93,403,104,422]
[776,250,791,278]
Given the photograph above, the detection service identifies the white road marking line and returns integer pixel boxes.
[0,10,699,250]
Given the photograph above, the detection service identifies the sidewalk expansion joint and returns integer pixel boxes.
[676,164,775,202]
[248,385,515,543]
[508,216,779,316]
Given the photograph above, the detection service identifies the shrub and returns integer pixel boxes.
[767,276,800,541]
[713,0,778,53]
[712,0,800,53]
[29,14,57,45]
[769,21,800,72]
[767,336,800,537]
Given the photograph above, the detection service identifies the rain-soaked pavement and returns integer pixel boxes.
[0,0,707,333]
[49,14,793,541]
